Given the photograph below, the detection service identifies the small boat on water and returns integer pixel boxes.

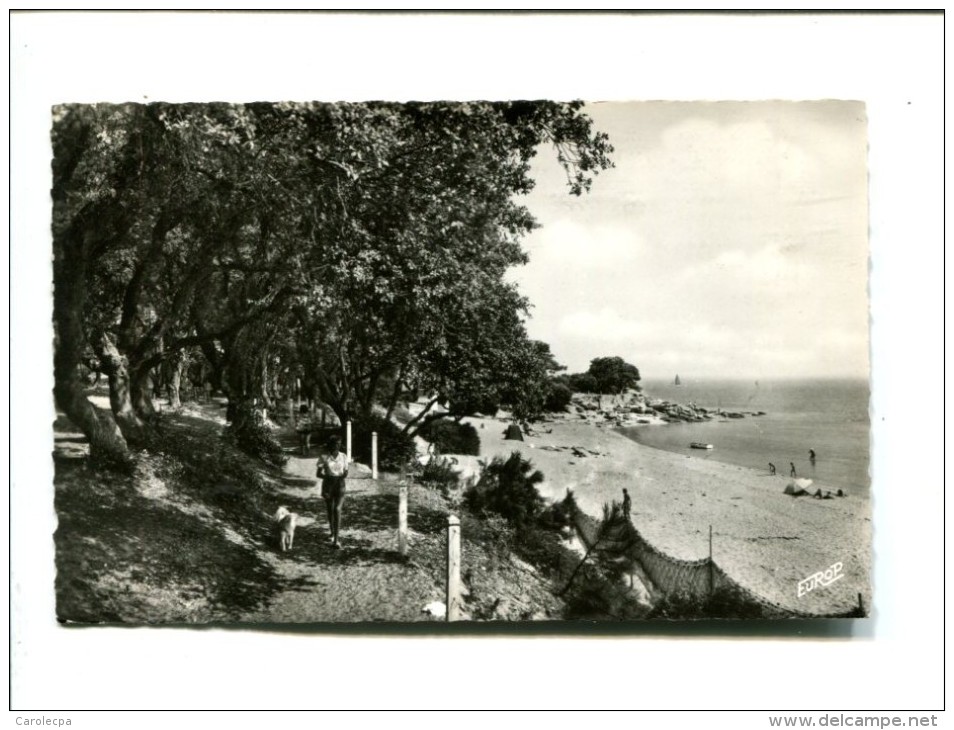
[690,442,713,450]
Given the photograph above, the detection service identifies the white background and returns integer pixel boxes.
[7,10,946,722]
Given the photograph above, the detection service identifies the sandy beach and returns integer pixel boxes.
[466,416,871,616]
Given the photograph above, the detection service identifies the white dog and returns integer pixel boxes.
[274,506,297,552]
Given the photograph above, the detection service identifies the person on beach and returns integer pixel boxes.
[809,449,816,462]
[790,462,797,478]
[316,435,349,549]
[295,404,313,456]
[622,488,632,519]
[769,463,776,475]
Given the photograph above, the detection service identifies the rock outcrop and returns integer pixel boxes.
[558,389,761,429]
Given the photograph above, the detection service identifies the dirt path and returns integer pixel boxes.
[54,401,563,623]
[238,454,449,623]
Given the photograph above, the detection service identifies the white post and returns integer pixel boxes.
[346,420,352,463]
[446,515,461,622]
[372,431,378,479]
[398,485,408,557]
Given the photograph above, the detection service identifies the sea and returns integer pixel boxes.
[618,378,871,493]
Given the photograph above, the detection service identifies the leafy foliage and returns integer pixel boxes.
[543,381,573,412]
[417,419,480,456]
[464,452,544,528]
[498,340,566,421]
[646,587,765,620]
[562,569,650,621]
[566,372,598,393]
[415,458,461,498]
[51,101,613,469]
[352,416,417,472]
[558,501,636,595]
[226,402,287,468]
[586,356,641,394]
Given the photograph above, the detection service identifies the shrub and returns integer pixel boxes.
[464,451,544,528]
[417,419,480,456]
[227,401,287,468]
[562,568,650,620]
[415,457,461,497]
[512,521,575,575]
[567,372,598,393]
[352,416,417,472]
[543,382,573,412]
[647,586,765,620]
[536,498,574,532]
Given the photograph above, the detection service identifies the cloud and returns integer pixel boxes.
[515,102,869,379]
[524,219,644,269]
[559,308,656,341]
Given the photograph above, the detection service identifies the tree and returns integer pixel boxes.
[52,101,614,467]
[464,452,545,528]
[286,102,612,429]
[543,381,573,412]
[558,501,636,597]
[566,372,599,393]
[53,102,321,449]
[587,356,641,394]
[52,104,151,465]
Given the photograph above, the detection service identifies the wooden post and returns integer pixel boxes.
[708,524,714,595]
[346,420,352,463]
[398,485,408,557]
[446,515,461,621]
[372,431,379,479]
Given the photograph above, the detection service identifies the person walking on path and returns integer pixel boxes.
[295,404,313,457]
[809,449,816,463]
[769,462,776,476]
[790,462,797,478]
[622,488,632,520]
[317,435,349,549]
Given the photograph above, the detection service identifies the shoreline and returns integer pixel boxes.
[464,415,871,616]
[614,426,865,495]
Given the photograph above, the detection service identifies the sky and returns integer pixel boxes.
[508,101,870,381]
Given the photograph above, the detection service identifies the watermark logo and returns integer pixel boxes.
[797,561,844,597]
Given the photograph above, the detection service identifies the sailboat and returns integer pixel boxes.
[674,374,681,386]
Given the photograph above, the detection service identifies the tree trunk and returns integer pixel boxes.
[53,235,131,468]
[54,373,132,470]
[401,395,442,436]
[95,331,148,445]
[132,366,158,418]
[383,364,406,424]
[169,359,183,410]
[258,352,273,409]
